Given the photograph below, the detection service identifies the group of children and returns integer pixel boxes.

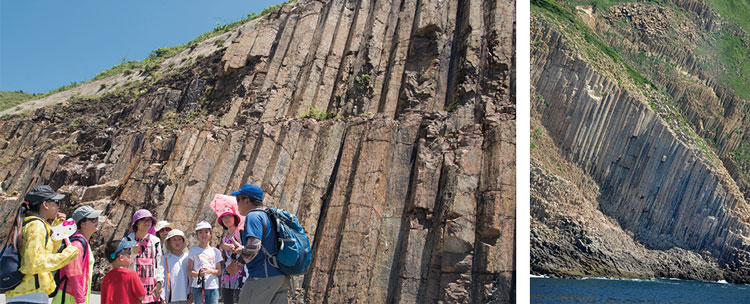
[5,184,260,304]
[102,208,246,304]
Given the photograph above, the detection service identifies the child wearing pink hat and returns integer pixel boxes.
[217,208,244,304]
[121,209,165,304]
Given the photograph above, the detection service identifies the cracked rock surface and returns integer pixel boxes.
[0,0,515,303]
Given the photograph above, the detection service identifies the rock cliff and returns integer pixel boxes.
[531,0,750,283]
[0,0,515,302]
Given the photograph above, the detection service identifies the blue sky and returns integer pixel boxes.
[1,0,286,93]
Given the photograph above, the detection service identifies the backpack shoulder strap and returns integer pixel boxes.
[249,209,275,265]
[68,236,88,260]
[248,209,268,239]
[23,218,49,247]
[266,208,279,239]
[22,218,48,291]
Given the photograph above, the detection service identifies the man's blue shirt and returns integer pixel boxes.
[242,210,284,278]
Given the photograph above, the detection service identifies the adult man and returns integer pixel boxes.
[228,184,290,304]
[52,205,103,304]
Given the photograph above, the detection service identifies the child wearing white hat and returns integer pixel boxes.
[155,221,174,240]
[187,221,223,304]
[163,229,191,304]
[155,220,175,263]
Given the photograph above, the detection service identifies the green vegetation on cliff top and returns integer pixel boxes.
[531,0,655,89]
[711,33,750,100]
[0,90,37,112]
[693,0,750,101]
[705,0,750,35]
[566,0,649,11]
[92,2,287,81]
[563,0,750,101]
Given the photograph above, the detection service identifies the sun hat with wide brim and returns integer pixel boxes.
[165,229,186,241]
[195,221,212,231]
[130,209,157,234]
[154,220,174,233]
[217,209,241,228]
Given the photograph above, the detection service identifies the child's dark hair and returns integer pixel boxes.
[105,240,123,262]
[219,215,239,230]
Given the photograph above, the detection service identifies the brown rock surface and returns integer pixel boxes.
[531,1,750,284]
[0,0,515,302]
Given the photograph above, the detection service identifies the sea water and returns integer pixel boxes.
[531,276,750,303]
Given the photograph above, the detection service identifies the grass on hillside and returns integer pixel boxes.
[92,2,286,81]
[566,0,628,11]
[690,0,750,102]
[0,90,37,112]
[531,0,655,89]
[705,0,750,36]
[711,33,750,100]
[569,0,750,101]
[562,0,750,102]
[567,0,658,12]
[732,140,750,186]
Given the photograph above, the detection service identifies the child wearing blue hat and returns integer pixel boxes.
[101,240,146,304]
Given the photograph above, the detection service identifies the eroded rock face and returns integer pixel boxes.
[531,4,750,284]
[0,0,515,302]
[595,1,750,200]
[530,118,723,281]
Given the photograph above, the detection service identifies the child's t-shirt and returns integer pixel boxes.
[164,252,191,302]
[188,246,223,289]
[101,268,147,304]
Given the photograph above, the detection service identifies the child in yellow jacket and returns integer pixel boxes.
[6,185,79,304]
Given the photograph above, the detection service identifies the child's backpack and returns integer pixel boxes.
[251,208,312,276]
[49,235,88,302]
[0,218,49,293]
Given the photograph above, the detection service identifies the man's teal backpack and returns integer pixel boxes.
[251,208,312,276]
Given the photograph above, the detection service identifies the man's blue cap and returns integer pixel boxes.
[231,184,264,202]
[110,239,137,260]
